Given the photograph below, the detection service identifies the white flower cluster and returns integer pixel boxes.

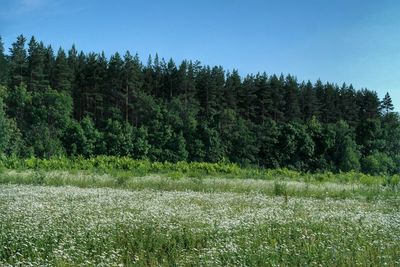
[0,184,399,266]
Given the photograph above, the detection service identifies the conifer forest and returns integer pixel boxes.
[0,35,398,175]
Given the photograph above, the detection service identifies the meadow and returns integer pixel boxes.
[0,157,399,266]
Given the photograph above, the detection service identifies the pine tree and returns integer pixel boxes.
[0,37,8,85]
[223,69,241,111]
[164,58,177,99]
[176,60,197,110]
[283,75,301,122]
[27,37,48,91]
[269,74,285,121]
[237,74,257,121]
[42,44,54,89]
[318,82,339,123]
[123,51,143,124]
[52,48,72,92]
[106,52,124,120]
[338,84,359,127]
[380,92,394,115]
[9,34,28,88]
[357,89,380,121]
[299,80,318,121]
[254,72,272,124]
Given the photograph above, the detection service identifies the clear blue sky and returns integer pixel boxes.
[1,0,400,110]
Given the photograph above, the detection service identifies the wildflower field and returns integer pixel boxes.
[0,159,399,266]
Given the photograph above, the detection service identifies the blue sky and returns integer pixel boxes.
[1,0,400,110]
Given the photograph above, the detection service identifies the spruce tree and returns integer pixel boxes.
[123,51,143,124]
[283,75,301,122]
[0,37,8,85]
[380,92,394,115]
[107,52,124,120]
[9,34,28,88]
[52,48,72,92]
[269,74,285,121]
[299,81,318,121]
[27,37,48,91]
[254,72,272,124]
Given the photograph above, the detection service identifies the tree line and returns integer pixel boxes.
[0,34,398,174]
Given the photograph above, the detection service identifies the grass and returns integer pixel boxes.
[0,169,398,201]
[1,155,399,186]
[0,159,399,266]
[0,184,399,266]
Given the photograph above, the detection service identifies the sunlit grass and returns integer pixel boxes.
[0,169,398,201]
[0,184,399,266]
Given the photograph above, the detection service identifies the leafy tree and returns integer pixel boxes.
[80,116,103,156]
[131,126,150,159]
[62,120,86,156]
[277,122,315,170]
[30,123,66,158]
[306,116,334,171]
[198,122,225,163]
[256,118,280,168]
[381,112,400,157]
[28,87,73,157]
[330,121,360,172]
[0,96,23,155]
[361,152,395,175]
[4,83,32,132]
[163,131,189,162]
[356,119,385,156]
[102,119,134,156]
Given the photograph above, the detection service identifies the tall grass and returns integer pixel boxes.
[1,185,399,266]
[0,170,398,201]
[0,155,398,186]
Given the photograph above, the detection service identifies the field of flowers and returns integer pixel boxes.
[1,178,399,266]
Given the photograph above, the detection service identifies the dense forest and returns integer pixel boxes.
[0,35,398,174]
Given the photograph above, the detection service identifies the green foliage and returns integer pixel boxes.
[103,119,134,156]
[0,97,23,156]
[361,153,395,175]
[0,184,398,266]
[0,35,399,174]
[80,116,102,156]
[0,156,398,189]
[330,121,361,172]
[278,122,315,170]
[27,87,73,157]
[0,37,8,85]
[273,181,288,196]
